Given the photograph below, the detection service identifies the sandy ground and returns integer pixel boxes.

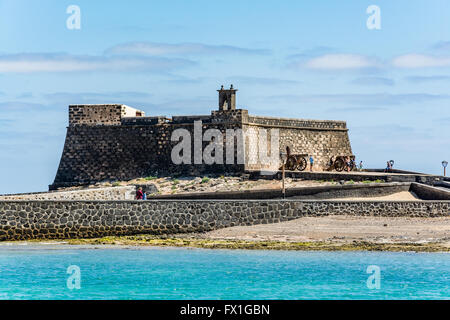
[332,191,421,201]
[203,216,450,245]
[81,175,386,196]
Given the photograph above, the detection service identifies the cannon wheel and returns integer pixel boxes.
[335,158,345,172]
[286,156,297,171]
[297,157,307,172]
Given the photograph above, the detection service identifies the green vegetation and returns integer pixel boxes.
[361,179,384,184]
[112,182,121,187]
[144,176,157,181]
[317,179,336,183]
[172,179,180,185]
[201,177,210,184]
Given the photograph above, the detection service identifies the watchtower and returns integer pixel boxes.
[217,85,237,111]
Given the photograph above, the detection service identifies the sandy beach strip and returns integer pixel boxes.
[203,215,450,245]
[330,191,421,201]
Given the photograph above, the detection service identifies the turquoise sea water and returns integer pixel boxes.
[0,245,448,300]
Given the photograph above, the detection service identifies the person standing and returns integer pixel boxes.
[359,161,363,171]
[385,161,392,173]
[329,156,334,166]
[136,187,143,200]
[143,191,147,200]
[309,156,314,172]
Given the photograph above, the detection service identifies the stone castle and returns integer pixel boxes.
[50,86,353,190]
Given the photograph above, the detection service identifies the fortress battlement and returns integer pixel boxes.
[68,105,347,131]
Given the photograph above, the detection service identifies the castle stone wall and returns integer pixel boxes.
[69,105,123,126]
[69,104,145,126]
[247,115,347,130]
[51,120,246,189]
[53,124,170,188]
[243,123,352,170]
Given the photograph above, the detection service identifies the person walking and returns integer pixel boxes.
[143,191,147,200]
[309,156,314,172]
[136,187,143,200]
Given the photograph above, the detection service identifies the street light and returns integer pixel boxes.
[442,160,448,177]
[280,151,287,199]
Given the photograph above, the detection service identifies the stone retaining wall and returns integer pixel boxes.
[410,183,450,201]
[0,199,448,241]
[247,170,443,185]
[0,186,135,201]
[152,183,411,200]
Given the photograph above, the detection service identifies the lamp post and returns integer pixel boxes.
[280,152,287,199]
[442,160,448,177]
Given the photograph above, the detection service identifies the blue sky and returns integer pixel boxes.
[0,0,449,194]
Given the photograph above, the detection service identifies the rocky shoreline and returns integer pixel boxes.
[5,215,448,253]
[5,237,447,252]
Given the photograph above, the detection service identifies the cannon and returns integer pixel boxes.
[285,153,308,171]
[327,155,356,172]
[282,147,308,171]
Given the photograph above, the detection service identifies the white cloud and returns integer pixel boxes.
[226,76,299,85]
[392,54,450,68]
[295,50,450,71]
[0,41,268,74]
[42,91,154,107]
[106,42,270,56]
[267,93,450,106]
[304,54,380,70]
[0,53,194,73]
